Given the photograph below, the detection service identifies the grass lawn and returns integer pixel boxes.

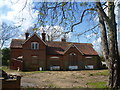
[86,81,107,88]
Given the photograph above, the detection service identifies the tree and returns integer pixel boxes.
[33,1,120,88]
[96,1,120,88]
[2,48,10,66]
[0,22,20,48]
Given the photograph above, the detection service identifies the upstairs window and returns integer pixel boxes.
[31,42,39,50]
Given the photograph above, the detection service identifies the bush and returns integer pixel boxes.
[2,48,10,66]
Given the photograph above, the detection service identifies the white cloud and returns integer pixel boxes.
[86,33,97,38]
[0,0,38,29]
[93,37,101,45]
[38,25,64,41]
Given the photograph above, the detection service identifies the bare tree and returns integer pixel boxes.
[0,22,20,48]
[33,1,120,88]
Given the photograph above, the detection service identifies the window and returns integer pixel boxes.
[50,66,60,70]
[85,65,94,69]
[50,56,59,59]
[69,66,78,70]
[85,57,92,59]
[31,42,39,50]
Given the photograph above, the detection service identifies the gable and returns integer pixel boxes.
[46,42,98,56]
[64,44,84,55]
[22,33,47,46]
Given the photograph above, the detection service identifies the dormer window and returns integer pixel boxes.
[31,42,39,50]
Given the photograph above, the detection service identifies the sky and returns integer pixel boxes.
[0,0,120,54]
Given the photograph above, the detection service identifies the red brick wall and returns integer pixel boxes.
[10,48,22,59]
[10,35,101,71]
[46,55,63,70]
[82,55,101,69]
[10,59,23,70]
[63,47,83,70]
[10,48,23,70]
[22,34,46,71]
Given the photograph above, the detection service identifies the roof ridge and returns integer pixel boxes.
[12,39,25,40]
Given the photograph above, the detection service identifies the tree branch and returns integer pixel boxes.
[96,2,109,23]
[77,24,99,36]
[71,8,96,32]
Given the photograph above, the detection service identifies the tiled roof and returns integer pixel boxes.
[10,39,25,48]
[10,39,98,55]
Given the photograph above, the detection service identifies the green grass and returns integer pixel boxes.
[20,71,47,76]
[93,70,109,76]
[87,81,108,88]
[0,66,17,72]
[88,70,109,77]
[0,66,8,71]
[47,84,59,88]
[1,66,47,76]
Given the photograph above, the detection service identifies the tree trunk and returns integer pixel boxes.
[96,2,120,89]
[97,9,110,69]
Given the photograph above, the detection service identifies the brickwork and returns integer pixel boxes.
[10,33,102,71]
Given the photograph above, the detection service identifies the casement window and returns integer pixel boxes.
[31,42,39,50]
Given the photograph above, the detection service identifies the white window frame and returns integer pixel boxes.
[50,66,60,70]
[50,56,59,59]
[69,66,78,70]
[31,42,39,50]
[85,65,94,69]
[85,57,92,59]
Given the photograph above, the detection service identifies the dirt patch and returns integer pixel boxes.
[19,70,108,88]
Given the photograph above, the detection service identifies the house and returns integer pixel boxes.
[10,32,102,71]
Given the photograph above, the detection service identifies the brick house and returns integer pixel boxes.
[10,32,102,71]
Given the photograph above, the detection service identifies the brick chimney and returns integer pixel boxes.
[42,31,46,42]
[25,32,29,40]
[61,38,66,42]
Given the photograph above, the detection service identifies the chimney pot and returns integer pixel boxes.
[42,32,46,41]
[61,38,66,42]
[25,32,29,40]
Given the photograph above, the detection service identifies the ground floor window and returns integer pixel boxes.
[68,66,78,70]
[85,65,94,69]
[50,66,60,70]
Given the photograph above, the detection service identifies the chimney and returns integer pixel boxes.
[25,32,29,40]
[42,31,46,42]
[61,34,66,42]
[61,38,66,42]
